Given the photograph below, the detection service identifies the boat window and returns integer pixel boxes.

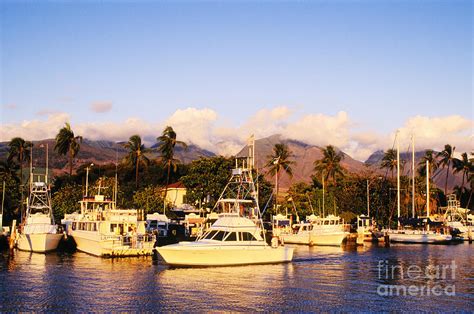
[224,232,237,241]
[213,231,226,241]
[204,230,218,240]
[110,223,117,233]
[241,232,257,241]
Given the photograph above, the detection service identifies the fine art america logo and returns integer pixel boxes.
[377,260,457,297]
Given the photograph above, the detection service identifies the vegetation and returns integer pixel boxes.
[265,143,294,207]
[54,123,83,176]
[7,137,32,187]
[1,124,473,229]
[132,185,165,214]
[124,135,150,189]
[157,126,187,213]
[437,144,456,196]
[51,183,82,223]
[181,156,234,209]
[380,148,397,179]
[314,145,345,187]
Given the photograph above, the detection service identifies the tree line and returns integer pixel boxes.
[1,123,472,227]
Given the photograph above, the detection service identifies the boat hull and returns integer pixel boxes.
[282,232,348,246]
[71,230,154,257]
[156,243,294,267]
[388,232,452,244]
[16,233,63,253]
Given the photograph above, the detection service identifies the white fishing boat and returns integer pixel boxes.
[16,179,63,253]
[357,215,384,243]
[385,133,452,244]
[62,179,154,257]
[442,194,473,241]
[156,139,294,267]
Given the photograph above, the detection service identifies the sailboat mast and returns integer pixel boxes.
[45,143,49,184]
[322,173,325,218]
[1,181,5,231]
[412,135,415,218]
[396,132,400,228]
[426,160,430,231]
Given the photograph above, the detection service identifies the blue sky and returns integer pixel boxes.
[0,1,472,159]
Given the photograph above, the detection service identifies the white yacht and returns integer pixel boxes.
[16,176,63,253]
[385,133,452,244]
[156,142,294,267]
[275,214,348,246]
[62,183,155,257]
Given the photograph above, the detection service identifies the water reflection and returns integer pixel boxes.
[0,244,472,311]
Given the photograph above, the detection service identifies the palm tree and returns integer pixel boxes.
[453,152,471,190]
[54,123,83,175]
[265,143,294,207]
[314,145,345,186]
[0,159,20,183]
[436,144,455,196]
[157,126,187,212]
[7,137,32,186]
[417,149,439,178]
[124,135,150,188]
[380,149,397,179]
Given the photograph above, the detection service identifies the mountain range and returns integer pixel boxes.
[0,135,465,191]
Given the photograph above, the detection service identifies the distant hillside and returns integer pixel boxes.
[237,135,465,192]
[365,149,465,192]
[237,135,373,190]
[0,139,215,175]
[1,136,465,192]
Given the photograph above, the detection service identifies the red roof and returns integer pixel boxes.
[166,182,185,189]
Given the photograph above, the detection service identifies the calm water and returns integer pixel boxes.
[0,243,473,312]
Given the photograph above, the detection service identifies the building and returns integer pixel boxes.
[163,182,187,207]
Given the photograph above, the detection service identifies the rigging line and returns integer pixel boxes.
[260,189,275,217]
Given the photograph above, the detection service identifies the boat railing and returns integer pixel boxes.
[105,234,155,248]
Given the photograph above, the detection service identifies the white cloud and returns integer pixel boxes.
[282,111,351,148]
[394,115,473,156]
[1,108,471,162]
[76,117,157,144]
[163,107,219,152]
[90,101,113,113]
[0,113,71,141]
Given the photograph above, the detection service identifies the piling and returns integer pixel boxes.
[384,232,390,247]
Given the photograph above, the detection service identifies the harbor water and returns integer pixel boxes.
[0,243,472,311]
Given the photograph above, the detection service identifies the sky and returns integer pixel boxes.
[0,0,472,161]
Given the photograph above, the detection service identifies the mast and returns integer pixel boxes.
[426,160,430,231]
[396,131,400,228]
[45,143,49,184]
[115,147,118,207]
[322,173,325,218]
[367,179,370,216]
[411,134,415,218]
[1,181,5,231]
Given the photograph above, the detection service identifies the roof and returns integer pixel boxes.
[165,182,185,189]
